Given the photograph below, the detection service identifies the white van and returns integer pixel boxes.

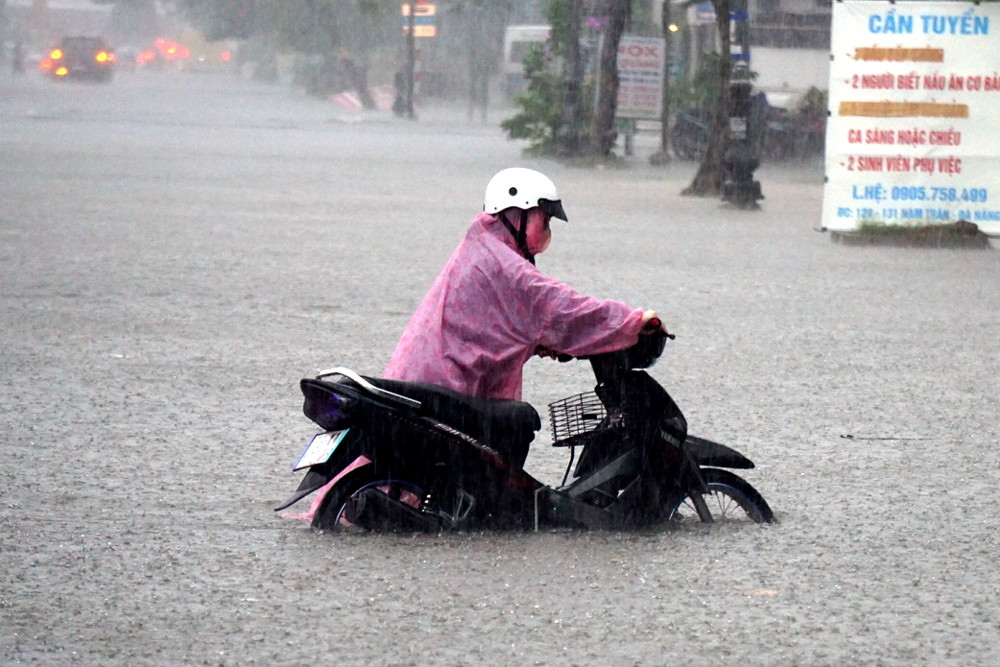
[502,25,551,96]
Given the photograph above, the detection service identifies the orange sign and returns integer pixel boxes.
[401,3,436,16]
[402,25,437,38]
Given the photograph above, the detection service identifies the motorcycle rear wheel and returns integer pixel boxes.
[312,468,433,532]
[669,468,774,524]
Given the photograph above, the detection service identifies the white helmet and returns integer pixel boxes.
[483,168,568,221]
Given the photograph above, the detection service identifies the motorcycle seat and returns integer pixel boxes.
[366,376,541,466]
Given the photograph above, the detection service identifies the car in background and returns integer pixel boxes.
[502,25,551,96]
[39,36,116,82]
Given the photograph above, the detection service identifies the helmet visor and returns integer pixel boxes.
[538,198,568,222]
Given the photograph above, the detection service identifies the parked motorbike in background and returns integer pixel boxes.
[276,321,773,533]
[671,95,825,163]
[670,106,713,161]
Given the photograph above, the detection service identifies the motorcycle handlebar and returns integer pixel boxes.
[537,318,674,363]
[644,317,675,340]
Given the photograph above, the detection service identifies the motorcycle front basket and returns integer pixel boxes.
[548,392,608,446]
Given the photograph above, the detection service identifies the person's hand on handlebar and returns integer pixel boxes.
[640,310,674,339]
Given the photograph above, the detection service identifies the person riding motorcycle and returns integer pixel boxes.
[383,167,666,406]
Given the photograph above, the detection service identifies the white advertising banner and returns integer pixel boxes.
[823,1,1000,235]
[616,36,666,120]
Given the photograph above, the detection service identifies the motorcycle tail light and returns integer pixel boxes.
[50,48,63,60]
[55,67,68,77]
[301,380,360,431]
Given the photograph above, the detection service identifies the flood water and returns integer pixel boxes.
[1,67,998,665]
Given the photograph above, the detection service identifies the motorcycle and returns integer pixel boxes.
[275,323,773,532]
[671,100,825,163]
[670,107,712,161]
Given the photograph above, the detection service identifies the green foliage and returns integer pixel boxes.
[500,44,563,154]
[670,52,725,110]
[844,220,989,248]
[175,0,261,41]
[175,0,396,53]
[797,86,827,116]
[546,0,574,61]
[673,60,717,109]
[501,0,595,156]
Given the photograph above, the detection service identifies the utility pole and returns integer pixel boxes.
[405,1,416,119]
[721,0,762,209]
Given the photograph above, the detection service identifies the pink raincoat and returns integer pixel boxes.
[383,212,645,400]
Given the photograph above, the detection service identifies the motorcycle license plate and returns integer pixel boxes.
[293,429,349,471]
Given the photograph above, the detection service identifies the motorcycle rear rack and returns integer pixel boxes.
[316,366,421,409]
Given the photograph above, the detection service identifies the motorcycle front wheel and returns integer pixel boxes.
[668,468,774,524]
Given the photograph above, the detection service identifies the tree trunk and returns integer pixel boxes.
[465,2,506,123]
[651,0,672,165]
[557,0,585,158]
[591,0,630,157]
[682,0,733,195]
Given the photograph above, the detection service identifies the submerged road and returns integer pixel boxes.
[1,68,998,665]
